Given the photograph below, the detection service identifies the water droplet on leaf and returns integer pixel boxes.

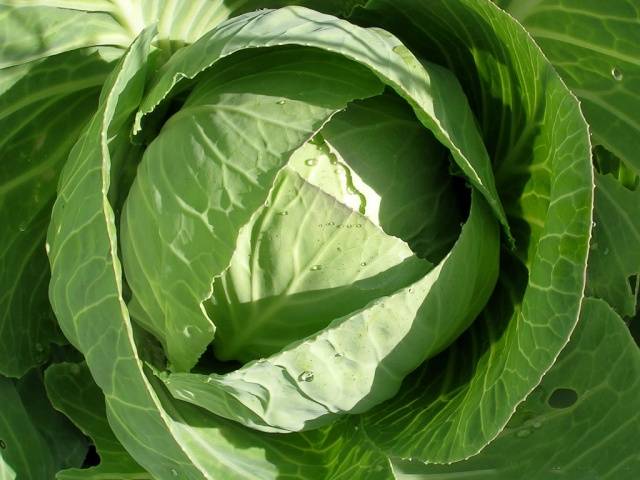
[170,469,178,477]
[360,262,367,267]
[180,389,195,399]
[516,429,531,438]
[18,224,26,232]
[278,210,288,216]
[298,371,314,382]
[304,158,318,166]
[611,67,623,81]
[310,265,322,271]
[277,99,286,105]
[0,440,5,449]
[532,420,542,429]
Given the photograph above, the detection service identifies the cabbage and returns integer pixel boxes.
[1,1,638,478]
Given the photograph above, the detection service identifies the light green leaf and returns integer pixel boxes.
[136,6,508,236]
[392,298,640,479]
[0,3,129,69]
[122,45,383,371]
[587,172,640,317]
[319,94,464,262]
[209,167,431,363]
[0,370,87,480]
[48,26,209,480]
[45,362,151,480]
[498,0,640,175]
[351,0,592,462]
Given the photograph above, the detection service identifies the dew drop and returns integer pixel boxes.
[206,376,214,384]
[360,262,367,267]
[0,440,5,449]
[592,221,597,228]
[516,429,531,438]
[180,389,195,399]
[18,224,26,232]
[334,353,342,358]
[278,210,289,216]
[170,469,178,477]
[611,67,623,81]
[356,224,362,228]
[532,420,542,429]
[304,158,318,166]
[298,371,314,382]
[277,99,286,105]
[310,265,322,271]
[329,154,338,165]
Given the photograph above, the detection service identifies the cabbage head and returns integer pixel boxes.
[1,1,638,479]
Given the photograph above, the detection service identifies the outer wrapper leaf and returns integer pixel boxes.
[392,298,640,479]
[350,0,593,463]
